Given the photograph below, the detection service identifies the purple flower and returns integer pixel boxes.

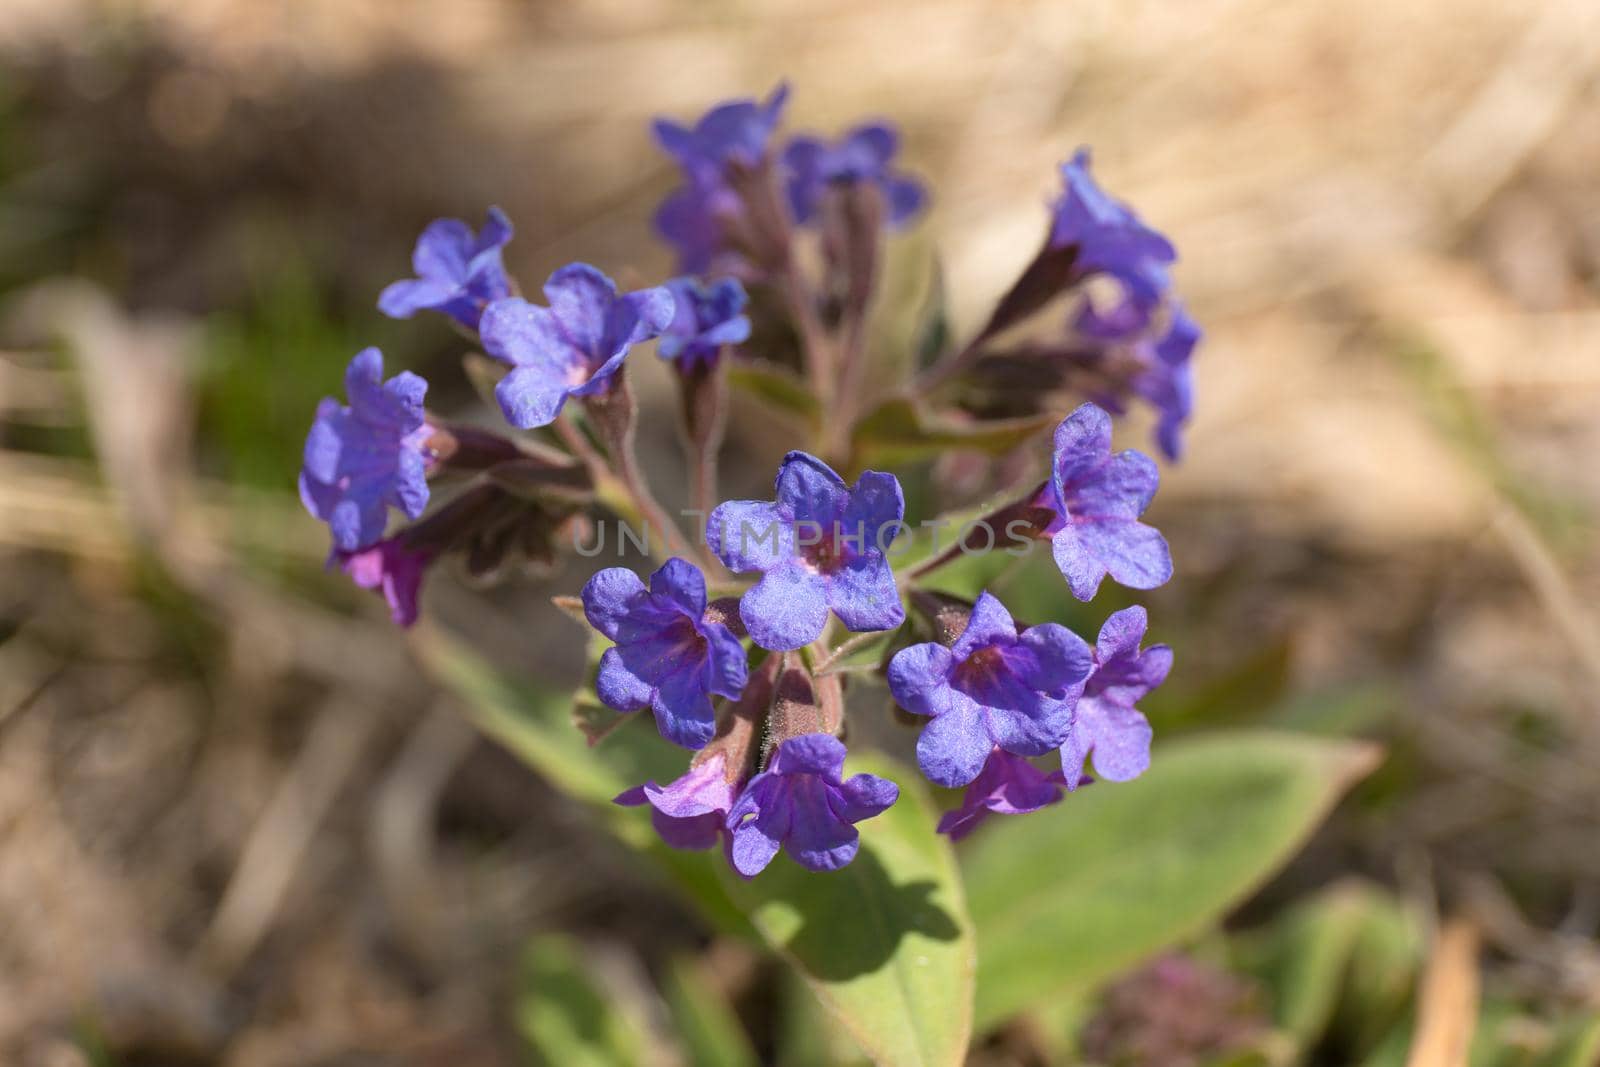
[782,123,927,227]
[1043,402,1172,601]
[652,86,789,275]
[479,264,674,429]
[887,592,1091,787]
[299,347,432,553]
[1060,606,1172,789]
[1052,149,1176,322]
[582,558,748,750]
[615,751,740,851]
[726,733,899,877]
[1133,307,1200,462]
[936,749,1069,841]
[332,537,433,627]
[658,276,752,370]
[707,451,906,651]
[378,207,513,330]
[653,85,789,180]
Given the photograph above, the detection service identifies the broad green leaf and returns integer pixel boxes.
[517,936,650,1067]
[1236,882,1376,1054]
[1339,886,1424,1053]
[727,362,821,427]
[661,956,759,1067]
[720,753,976,1067]
[412,627,751,936]
[965,731,1381,1029]
[777,971,872,1067]
[850,396,1055,468]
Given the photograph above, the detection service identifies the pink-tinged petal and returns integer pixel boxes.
[740,562,829,651]
[827,555,904,633]
[886,643,957,718]
[1052,526,1109,601]
[916,701,992,788]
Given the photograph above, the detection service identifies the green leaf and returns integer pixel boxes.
[1236,883,1379,1054]
[411,628,752,937]
[517,936,650,1067]
[965,731,1381,1029]
[850,397,1055,468]
[661,956,760,1067]
[720,753,976,1067]
[727,361,821,427]
[1534,1016,1600,1067]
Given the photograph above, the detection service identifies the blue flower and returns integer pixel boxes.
[659,276,752,370]
[299,348,432,552]
[582,558,748,750]
[726,733,898,876]
[1043,402,1173,601]
[782,123,927,228]
[707,451,906,651]
[1060,606,1172,789]
[936,749,1069,840]
[378,207,514,330]
[888,592,1091,787]
[652,85,789,275]
[1052,150,1176,324]
[653,85,789,180]
[479,263,674,429]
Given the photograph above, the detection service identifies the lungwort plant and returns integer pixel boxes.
[300,84,1375,1065]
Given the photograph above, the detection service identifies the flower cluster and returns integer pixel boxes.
[299,84,1194,878]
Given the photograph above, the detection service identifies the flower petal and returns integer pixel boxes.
[649,557,707,618]
[886,642,956,718]
[1051,526,1109,601]
[916,701,992,788]
[950,591,1017,660]
[494,366,572,429]
[707,500,792,572]
[595,646,652,711]
[1076,518,1173,591]
[775,451,848,527]
[827,554,904,633]
[581,567,648,640]
[740,562,829,651]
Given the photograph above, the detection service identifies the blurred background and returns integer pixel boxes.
[2,0,1599,1064]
